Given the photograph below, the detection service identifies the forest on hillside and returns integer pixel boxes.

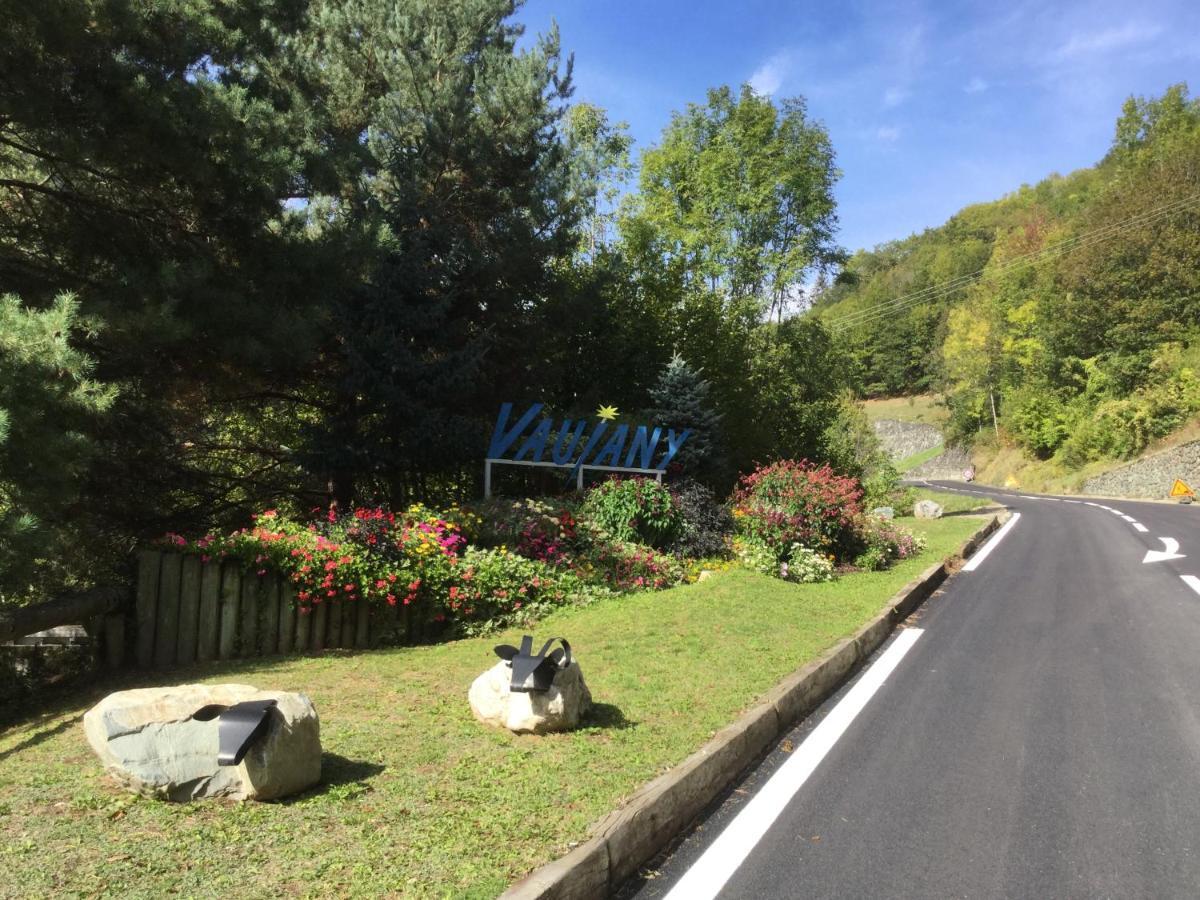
[816,84,1200,465]
[0,0,864,605]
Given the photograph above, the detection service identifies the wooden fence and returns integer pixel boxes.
[134,551,413,669]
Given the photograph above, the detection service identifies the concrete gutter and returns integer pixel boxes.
[502,512,1005,899]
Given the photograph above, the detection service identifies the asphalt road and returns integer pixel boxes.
[625,482,1200,899]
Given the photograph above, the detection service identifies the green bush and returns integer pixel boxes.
[667,479,733,559]
[579,477,683,548]
[730,459,864,562]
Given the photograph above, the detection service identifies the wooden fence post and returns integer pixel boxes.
[261,576,280,656]
[196,559,221,662]
[135,550,162,668]
[294,600,311,653]
[240,575,261,657]
[153,554,183,668]
[176,555,202,666]
[311,600,328,652]
[218,565,241,660]
[278,582,296,655]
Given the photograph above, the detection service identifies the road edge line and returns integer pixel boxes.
[500,512,1006,900]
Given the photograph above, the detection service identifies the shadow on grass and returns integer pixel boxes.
[277,752,386,804]
[0,649,373,734]
[0,712,84,761]
[941,504,1006,517]
[583,701,636,731]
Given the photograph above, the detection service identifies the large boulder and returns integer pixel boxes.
[913,499,944,519]
[83,683,321,801]
[469,660,592,734]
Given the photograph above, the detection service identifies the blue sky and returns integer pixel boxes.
[515,0,1200,253]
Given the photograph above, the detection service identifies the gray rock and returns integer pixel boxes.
[83,683,321,801]
[913,499,944,519]
[870,506,895,520]
[469,659,592,734]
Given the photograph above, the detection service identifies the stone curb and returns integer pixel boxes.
[501,513,1005,900]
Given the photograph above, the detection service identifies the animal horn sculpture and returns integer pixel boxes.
[493,635,572,693]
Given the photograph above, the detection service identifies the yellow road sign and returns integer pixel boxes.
[1169,479,1195,498]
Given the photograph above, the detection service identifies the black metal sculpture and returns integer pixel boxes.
[493,636,571,693]
[191,698,278,766]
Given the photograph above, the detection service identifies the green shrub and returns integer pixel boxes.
[668,479,733,559]
[732,536,779,577]
[780,544,835,583]
[449,547,590,634]
[579,477,683,548]
[730,460,864,562]
[853,518,926,571]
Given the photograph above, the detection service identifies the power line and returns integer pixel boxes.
[822,192,1200,332]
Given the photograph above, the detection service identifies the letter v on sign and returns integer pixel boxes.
[1143,537,1186,564]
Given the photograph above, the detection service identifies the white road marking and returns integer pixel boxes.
[1144,538,1186,564]
[1183,576,1200,597]
[1019,495,1040,500]
[1063,499,1083,504]
[1133,523,1149,533]
[663,628,925,900]
[1121,515,1137,522]
[962,513,1022,572]
[1085,502,1100,507]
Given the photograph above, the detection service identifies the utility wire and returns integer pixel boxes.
[823,192,1200,332]
[827,193,1200,330]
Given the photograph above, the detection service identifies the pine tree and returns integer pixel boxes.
[647,354,726,483]
[0,294,115,601]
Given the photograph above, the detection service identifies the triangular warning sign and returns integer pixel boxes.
[1169,479,1195,498]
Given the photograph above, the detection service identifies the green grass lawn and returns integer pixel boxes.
[895,443,945,473]
[862,393,948,427]
[1,510,987,899]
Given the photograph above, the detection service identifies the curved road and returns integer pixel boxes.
[625,483,1200,899]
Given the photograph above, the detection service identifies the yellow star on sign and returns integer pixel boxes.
[596,404,619,421]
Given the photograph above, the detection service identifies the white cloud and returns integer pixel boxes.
[876,125,901,142]
[964,76,988,94]
[749,53,791,96]
[883,86,910,107]
[1054,22,1163,61]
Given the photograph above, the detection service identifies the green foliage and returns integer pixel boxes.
[667,479,734,559]
[731,459,864,561]
[0,294,115,601]
[647,355,726,482]
[579,477,683,548]
[852,518,926,571]
[821,83,1200,472]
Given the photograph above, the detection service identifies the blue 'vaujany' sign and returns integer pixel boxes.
[487,403,689,475]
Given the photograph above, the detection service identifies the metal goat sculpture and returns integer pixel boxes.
[191,698,278,766]
[494,635,572,693]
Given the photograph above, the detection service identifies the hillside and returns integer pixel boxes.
[815,84,1200,477]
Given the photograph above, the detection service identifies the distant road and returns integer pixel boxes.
[627,482,1200,899]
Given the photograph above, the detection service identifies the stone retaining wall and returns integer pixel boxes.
[872,420,943,461]
[906,447,973,481]
[1082,440,1200,499]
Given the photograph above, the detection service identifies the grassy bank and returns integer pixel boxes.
[862,394,948,427]
[1,510,988,898]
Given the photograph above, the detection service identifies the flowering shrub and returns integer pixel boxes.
[576,537,685,591]
[853,518,926,571]
[447,547,583,632]
[732,536,779,577]
[467,498,578,565]
[169,504,470,615]
[780,544,835,583]
[579,477,683,548]
[731,460,863,561]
